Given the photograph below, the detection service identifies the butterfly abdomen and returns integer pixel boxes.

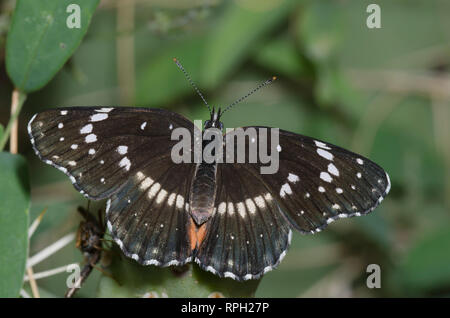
[189,162,218,225]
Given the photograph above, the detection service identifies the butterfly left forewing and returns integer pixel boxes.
[223,127,390,234]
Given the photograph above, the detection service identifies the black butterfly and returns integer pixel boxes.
[28,62,390,281]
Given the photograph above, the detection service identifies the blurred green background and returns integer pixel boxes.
[1,0,450,297]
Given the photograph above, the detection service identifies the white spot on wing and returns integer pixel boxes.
[60,110,68,115]
[320,172,333,183]
[318,186,326,192]
[287,173,299,183]
[80,124,93,134]
[218,202,226,215]
[317,148,334,161]
[176,195,184,209]
[140,177,154,190]
[237,202,246,218]
[27,114,37,136]
[156,189,168,204]
[280,183,292,197]
[254,195,265,208]
[85,134,97,143]
[148,182,161,199]
[356,158,364,165]
[117,145,128,155]
[58,123,63,129]
[141,122,147,130]
[71,144,78,150]
[314,140,331,150]
[227,202,235,215]
[385,172,391,194]
[119,157,131,171]
[88,148,95,155]
[327,163,339,176]
[135,171,145,181]
[245,199,256,215]
[168,193,176,206]
[96,108,113,113]
[90,113,108,122]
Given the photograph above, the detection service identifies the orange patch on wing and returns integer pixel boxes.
[196,223,207,246]
[188,218,208,251]
[188,219,197,251]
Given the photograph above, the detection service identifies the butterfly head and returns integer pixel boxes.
[204,107,223,131]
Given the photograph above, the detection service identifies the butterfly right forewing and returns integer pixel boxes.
[28,107,197,199]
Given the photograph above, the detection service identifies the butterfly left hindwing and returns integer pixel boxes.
[195,163,292,280]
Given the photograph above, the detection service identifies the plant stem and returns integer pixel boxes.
[0,89,27,153]
[116,0,135,105]
[26,267,40,298]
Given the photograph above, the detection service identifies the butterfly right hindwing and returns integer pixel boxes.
[106,155,196,266]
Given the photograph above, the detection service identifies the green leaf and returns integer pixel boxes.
[0,124,4,141]
[6,0,99,93]
[201,0,297,88]
[0,152,30,297]
[395,227,450,293]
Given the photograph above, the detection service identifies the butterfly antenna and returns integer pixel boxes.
[221,76,277,115]
[173,58,212,114]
